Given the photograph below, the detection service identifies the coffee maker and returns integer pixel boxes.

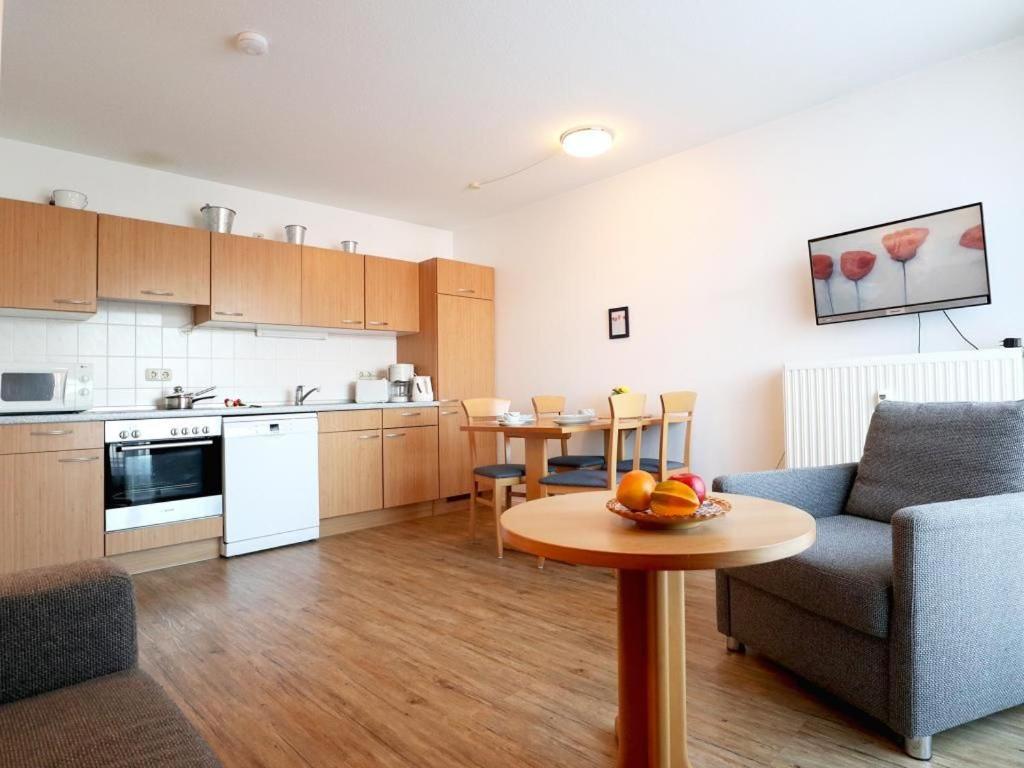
[388,363,414,403]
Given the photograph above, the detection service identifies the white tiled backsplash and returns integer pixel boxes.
[0,302,397,407]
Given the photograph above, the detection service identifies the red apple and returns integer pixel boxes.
[669,473,706,503]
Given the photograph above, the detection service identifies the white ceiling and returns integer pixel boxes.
[1,1,1022,229]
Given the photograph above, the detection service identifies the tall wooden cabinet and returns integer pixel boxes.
[398,259,496,498]
[0,198,97,314]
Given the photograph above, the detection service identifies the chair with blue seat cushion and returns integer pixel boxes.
[541,392,646,495]
[540,468,625,488]
[615,458,685,474]
[532,395,606,471]
[617,390,697,480]
[462,397,528,560]
[714,399,1024,760]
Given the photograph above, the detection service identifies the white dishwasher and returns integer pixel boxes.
[222,413,320,557]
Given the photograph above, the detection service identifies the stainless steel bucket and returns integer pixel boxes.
[285,224,307,244]
[200,204,236,233]
[340,240,358,253]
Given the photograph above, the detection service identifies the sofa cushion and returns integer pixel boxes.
[725,514,893,638]
[845,400,1024,523]
[0,669,220,768]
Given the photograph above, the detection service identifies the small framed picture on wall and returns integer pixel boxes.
[608,306,630,339]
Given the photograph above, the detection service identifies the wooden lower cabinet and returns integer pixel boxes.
[382,425,439,508]
[319,429,384,518]
[437,402,496,498]
[0,449,104,575]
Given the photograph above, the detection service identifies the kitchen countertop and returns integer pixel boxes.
[0,400,443,425]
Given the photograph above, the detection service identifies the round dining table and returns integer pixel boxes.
[501,491,816,768]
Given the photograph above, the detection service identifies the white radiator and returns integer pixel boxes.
[784,349,1024,468]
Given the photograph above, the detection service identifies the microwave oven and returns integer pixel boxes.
[0,362,94,414]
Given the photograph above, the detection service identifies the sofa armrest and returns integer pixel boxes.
[890,493,1024,737]
[712,463,857,519]
[0,560,138,704]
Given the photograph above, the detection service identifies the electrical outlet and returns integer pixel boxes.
[145,368,173,382]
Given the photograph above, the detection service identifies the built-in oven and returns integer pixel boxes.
[104,417,223,532]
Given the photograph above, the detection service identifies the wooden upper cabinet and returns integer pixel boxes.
[98,215,210,305]
[0,198,97,313]
[435,259,494,301]
[206,234,301,325]
[301,247,364,329]
[364,255,419,333]
[436,294,494,400]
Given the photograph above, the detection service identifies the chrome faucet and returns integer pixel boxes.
[295,385,320,405]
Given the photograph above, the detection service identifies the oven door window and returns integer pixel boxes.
[106,439,222,508]
[1,372,58,402]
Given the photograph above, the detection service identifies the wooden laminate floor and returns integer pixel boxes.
[134,510,1024,768]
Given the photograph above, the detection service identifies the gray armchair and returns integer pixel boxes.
[714,400,1024,760]
[0,560,221,767]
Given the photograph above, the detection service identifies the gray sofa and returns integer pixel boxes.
[0,560,221,768]
[714,400,1024,760]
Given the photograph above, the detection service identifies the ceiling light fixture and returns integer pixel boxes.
[559,126,615,158]
[468,124,616,190]
[235,31,269,56]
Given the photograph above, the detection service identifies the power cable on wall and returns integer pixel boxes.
[942,310,979,350]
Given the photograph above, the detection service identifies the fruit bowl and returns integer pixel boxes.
[606,496,731,530]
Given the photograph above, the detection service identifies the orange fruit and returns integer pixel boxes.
[650,480,700,517]
[616,470,656,511]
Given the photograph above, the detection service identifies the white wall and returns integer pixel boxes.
[454,40,1024,479]
[0,138,453,407]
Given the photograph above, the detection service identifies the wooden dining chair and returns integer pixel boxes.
[615,390,697,479]
[462,397,526,559]
[531,395,606,472]
[539,393,647,495]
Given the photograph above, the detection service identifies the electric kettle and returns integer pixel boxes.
[411,375,434,402]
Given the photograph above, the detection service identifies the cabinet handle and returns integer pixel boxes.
[141,289,175,297]
[58,456,99,463]
[215,311,245,317]
[456,288,476,294]
[400,412,421,417]
[340,319,361,324]
[440,410,460,416]
[31,429,73,436]
[366,320,389,326]
[53,298,89,305]
[383,432,405,439]
[357,434,380,440]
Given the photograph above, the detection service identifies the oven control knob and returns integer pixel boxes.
[170,428,178,436]
[202,426,210,434]
[131,430,141,439]
[192,427,200,435]
[80,375,90,383]
[119,430,129,439]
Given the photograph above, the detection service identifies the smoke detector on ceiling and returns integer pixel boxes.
[235,31,269,56]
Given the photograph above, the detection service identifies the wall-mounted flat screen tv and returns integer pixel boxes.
[808,203,989,325]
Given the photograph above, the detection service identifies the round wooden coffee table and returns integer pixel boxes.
[501,491,815,768]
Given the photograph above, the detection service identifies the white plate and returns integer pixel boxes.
[498,416,535,426]
[553,414,596,425]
